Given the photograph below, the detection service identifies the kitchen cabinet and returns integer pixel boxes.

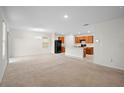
[85,47,93,55]
[61,47,65,52]
[58,36,65,53]
[75,36,93,44]
[88,36,93,43]
[75,37,80,43]
[58,36,64,43]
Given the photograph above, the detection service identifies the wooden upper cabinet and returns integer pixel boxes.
[58,36,64,43]
[75,37,80,43]
[75,36,93,44]
[75,37,77,43]
[85,36,88,43]
[88,36,93,43]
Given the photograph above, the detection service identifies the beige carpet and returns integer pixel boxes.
[0,54,124,87]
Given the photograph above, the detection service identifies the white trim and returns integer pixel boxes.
[65,54,84,60]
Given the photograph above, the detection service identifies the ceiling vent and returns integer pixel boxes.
[83,24,89,26]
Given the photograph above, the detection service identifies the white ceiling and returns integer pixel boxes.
[3,6,124,34]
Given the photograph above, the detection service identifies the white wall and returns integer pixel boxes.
[8,31,52,58]
[0,8,8,82]
[0,8,3,82]
[64,17,124,70]
[51,33,56,54]
[94,17,124,70]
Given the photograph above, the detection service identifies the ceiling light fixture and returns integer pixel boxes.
[88,31,91,33]
[96,39,99,43]
[64,14,69,19]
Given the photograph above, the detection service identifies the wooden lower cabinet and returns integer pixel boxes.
[83,48,86,57]
[84,47,93,55]
[61,47,65,53]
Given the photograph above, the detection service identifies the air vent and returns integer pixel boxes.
[83,24,89,26]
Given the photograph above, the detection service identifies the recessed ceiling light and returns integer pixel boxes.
[64,14,69,19]
[96,40,99,43]
[88,31,91,33]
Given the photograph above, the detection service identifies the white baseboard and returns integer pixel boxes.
[65,54,84,60]
[65,54,124,71]
[0,60,8,83]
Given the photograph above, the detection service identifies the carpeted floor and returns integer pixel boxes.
[0,54,124,87]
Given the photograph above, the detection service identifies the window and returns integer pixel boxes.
[42,36,49,48]
[2,21,6,59]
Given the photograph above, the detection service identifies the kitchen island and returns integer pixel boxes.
[65,46,84,59]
